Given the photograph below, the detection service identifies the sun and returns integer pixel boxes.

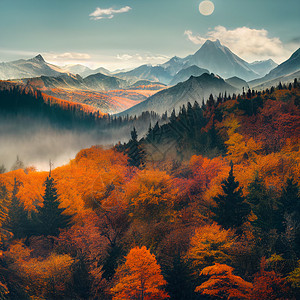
[199,1,215,16]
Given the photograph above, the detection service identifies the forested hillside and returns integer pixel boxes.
[0,80,300,299]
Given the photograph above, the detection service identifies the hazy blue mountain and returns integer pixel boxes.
[249,48,300,87]
[114,64,173,85]
[92,67,111,76]
[225,76,249,92]
[63,64,111,78]
[23,72,128,91]
[170,65,209,86]
[160,56,191,76]
[83,73,127,90]
[129,80,166,88]
[252,70,300,91]
[118,73,237,116]
[182,40,259,81]
[0,54,66,80]
[249,59,278,77]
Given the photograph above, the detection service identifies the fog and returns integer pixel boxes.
[0,115,149,171]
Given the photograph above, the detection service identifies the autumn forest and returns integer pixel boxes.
[0,79,299,299]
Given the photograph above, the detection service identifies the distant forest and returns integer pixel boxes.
[0,86,162,132]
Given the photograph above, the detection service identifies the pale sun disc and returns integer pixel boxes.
[199,1,215,16]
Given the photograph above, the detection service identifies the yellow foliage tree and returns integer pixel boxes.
[126,169,177,222]
[6,241,74,298]
[185,223,235,274]
[111,246,169,300]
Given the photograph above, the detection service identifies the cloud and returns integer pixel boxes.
[43,52,92,67]
[184,26,295,63]
[50,52,91,60]
[117,53,170,64]
[89,6,131,20]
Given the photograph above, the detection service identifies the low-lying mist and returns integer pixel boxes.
[0,115,149,171]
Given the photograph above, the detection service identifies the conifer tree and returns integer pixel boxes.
[247,174,280,232]
[127,127,144,168]
[213,162,251,229]
[165,254,195,300]
[37,175,72,236]
[5,178,29,239]
[280,177,300,217]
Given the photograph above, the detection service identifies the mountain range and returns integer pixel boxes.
[1,41,299,117]
[114,40,277,84]
[0,40,281,85]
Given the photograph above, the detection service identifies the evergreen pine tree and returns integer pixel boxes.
[247,173,279,232]
[37,176,72,236]
[165,254,196,300]
[5,178,30,239]
[279,177,300,217]
[127,127,144,168]
[0,164,6,174]
[213,162,251,229]
[10,156,25,171]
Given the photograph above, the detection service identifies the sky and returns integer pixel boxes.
[0,0,299,70]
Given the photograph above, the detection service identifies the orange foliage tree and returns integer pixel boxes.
[111,246,169,300]
[250,258,290,300]
[5,241,74,298]
[195,263,253,299]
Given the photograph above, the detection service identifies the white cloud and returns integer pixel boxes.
[50,52,91,60]
[117,53,170,65]
[43,52,92,67]
[89,6,131,20]
[184,26,296,63]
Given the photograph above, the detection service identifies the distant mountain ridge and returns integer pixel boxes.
[0,41,290,87]
[63,64,111,78]
[114,65,173,85]
[21,72,128,91]
[118,73,237,116]
[249,48,300,88]
[170,65,209,86]
[0,54,67,80]
[249,59,278,77]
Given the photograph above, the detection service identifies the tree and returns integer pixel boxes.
[0,281,9,300]
[126,169,176,224]
[195,263,253,299]
[10,156,25,171]
[0,164,6,174]
[213,162,251,229]
[185,223,235,273]
[287,259,300,298]
[127,127,145,168]
[5,178,30,239]
[6,241,74,299]
[247,174,281,232]
[0,184,10,246]
[111,246,169,300]
[279,176,300,218]
[251,258,290,300]
[165,254,196,300]
[36,176,72,236]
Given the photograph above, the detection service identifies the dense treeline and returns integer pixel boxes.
[0,85,162,132]
[0,80,300,299]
